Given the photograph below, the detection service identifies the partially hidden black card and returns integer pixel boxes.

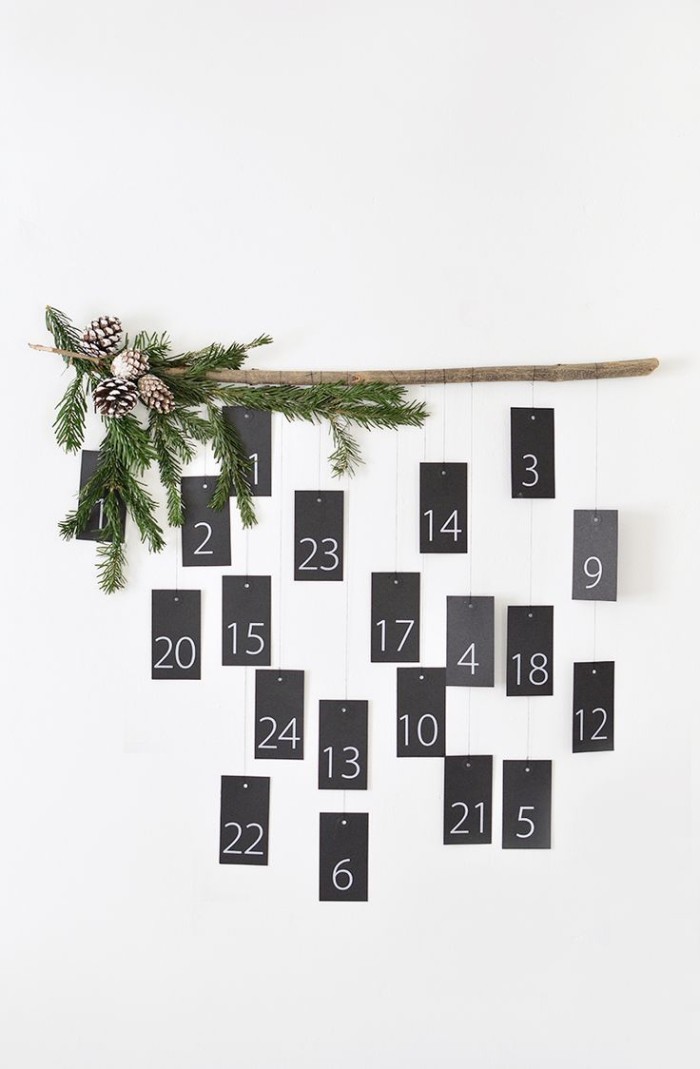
[181,477,231,567]
[319,812,368,902]
[370,573,420,663]
[419,463,468,553]
[506,606,553,697]
[572,510,618,601]
[254,669,304,759]
[396,668,446,757]
[76,450,126,541]
[573,661,614,753]
[219,775,270,866]
[151,589,201,680]
[446,596,495,687]
[443,755,493,845]
[502,760,552,849]
[318,701,368,790]
[222,575,271,666]
[294,491,344,581]
[222,407,272,497]
[510,408,555,498]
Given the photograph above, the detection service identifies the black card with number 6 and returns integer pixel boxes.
[319,812,368,902]
[443,755,493,845]
[76,450,126,541]
[446,595,495,687]
[419,463,468,553]
[219,775,270,866]
[222,575,272,666]
[506,606,554,696]
[370,573,420,663]
[318,701,368,790]
[294,491,344,581]
[151,589,201,680]
[502,760,552,849]
[181,477,231,568]
[396,668,446,757]
[511,408,555,498]
[222,407,272,497]
[573,661,614,752]
[254,669,305,760]
[572,510,618,601]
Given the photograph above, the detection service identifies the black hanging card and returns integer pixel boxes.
[151,589,201,680]
[254,669,304,759]
[222,407,272,497]
[502,760,552,849]
[446,595,495,687]
[443,755,493,845]
[294,491,344,581]
[318,701,368,790]
[370,573,420,663]
[510,408,555,498]
[506,606,554,697]
[573,661,614,753]
[396,668,446,757]
[419,463,468,553]
[181,477,231,568]
[572,510,618,601]
[222,575,272,666]
[219,775,270,866]
[76,450,126,541]
[319,812,368,902]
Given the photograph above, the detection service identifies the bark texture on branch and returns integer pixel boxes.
[29,344,659,383]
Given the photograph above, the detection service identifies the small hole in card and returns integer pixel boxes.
[244,582,250,589]
[592,668,597,674]
[530,414,536,421]
[203,483,208,489]
[419,674,424,680]
[243,782,248,789]
[528,612,533,618]
[316,496,322,503]
[525,766,531,772]
[277,676,283,683]
[174,596,179,602]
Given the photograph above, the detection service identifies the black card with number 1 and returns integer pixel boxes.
[222,407,272,497]
[76,450,126,541]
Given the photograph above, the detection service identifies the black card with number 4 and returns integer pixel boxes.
[219,775,270,866]
[370,573,420,663]
[181,477,231,567]
[151,589,201,680]
[318,701,368,790]
[222,407,272,497]
[76,450,126,541]
[573,661,614,752]
[511,408,555,498]
[446,596,495,687]
[443,755,493,845]
[254,669,304,760]
[572,510,618,601]
[506,606,553,697]
[502,760,552,849]
[396,668,446,757]
[294,491,344,581]
[319,812,368,902]
[419,463,468,553]
[222,575,271,666]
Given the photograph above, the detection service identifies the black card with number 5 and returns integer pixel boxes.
[502,760,552,849]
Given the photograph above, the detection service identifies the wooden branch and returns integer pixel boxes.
[29,343,659,384]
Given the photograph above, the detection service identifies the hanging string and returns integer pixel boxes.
[442,371,447,463]
[344,475,351,698]
[467,372,475,754]
[243,665,249,773]
[174,524,180,592]
[277,416,285,668]
[592,371,600,661]
[394,431,400,571]
[526,370,536,759]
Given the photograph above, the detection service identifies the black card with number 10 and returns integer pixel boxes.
[396,668,446,757]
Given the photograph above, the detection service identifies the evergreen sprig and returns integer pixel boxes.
[49,305,427,591]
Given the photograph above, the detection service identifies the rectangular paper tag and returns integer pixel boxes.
[318,701,368,790]
[446,596,495,687]
[370,573,420,663]
[222,407,272,497]
[294,491,344,581]
[502,760,552,848]
[443,755,493,845]
[396,668,446,757]
[254,669,304,760]
[181,477,231,567]
[219,775,270,866]
[573,661,614,752]
[151,589,201,680]
[319,812,368,902]
[419,463,468,553]
[506,606,554,696]
[510,408,555,498]
[75,450,126,541]
[572,510,618,601]
[222,576,272,666]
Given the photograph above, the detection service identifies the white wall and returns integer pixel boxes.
[2,2,698,1067]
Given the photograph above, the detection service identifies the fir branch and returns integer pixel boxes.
[149,411,192,527]
[106,414,156,475]
[118,469,165,553]
[53,372,88,453]
[327,417,363,477]
[205,405,256,524]
[45,305,97,376]
[96,492,127,593]
[131,330,172,366]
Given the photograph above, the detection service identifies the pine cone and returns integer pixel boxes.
[94,377,139,418]
[138,373,175,414]
[81,316,122,358]
[111,349,150,379]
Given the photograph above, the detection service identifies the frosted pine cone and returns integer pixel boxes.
[111,349,150,379]
[81,315,122,358]
[94,377,139,418]
[137,373,175,414]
